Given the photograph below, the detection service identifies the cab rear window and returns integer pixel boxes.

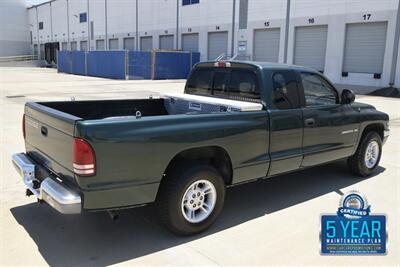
[186,68,260,102]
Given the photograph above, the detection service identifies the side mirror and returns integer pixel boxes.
[341,89,355,104]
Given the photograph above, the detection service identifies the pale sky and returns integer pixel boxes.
[27,0,49,5]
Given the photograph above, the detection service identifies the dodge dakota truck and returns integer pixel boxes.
[12,61,389,235]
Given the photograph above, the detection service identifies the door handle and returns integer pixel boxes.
[304,118,316,127]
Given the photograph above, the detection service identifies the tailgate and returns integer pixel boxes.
[24,102,81,183]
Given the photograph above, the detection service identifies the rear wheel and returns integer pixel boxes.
[348,131,382,177]
[157,164,225,235]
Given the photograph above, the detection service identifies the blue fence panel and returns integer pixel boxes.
[127,51,152,79]
[190,52,200,67]
[87,51,126,79]
[71,51,86,75]
[154,52,192,80]
[57,51,71,73]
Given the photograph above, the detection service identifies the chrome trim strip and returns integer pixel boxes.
[73,168,94,175]
[73,163,94,169]
[341,129,358,135]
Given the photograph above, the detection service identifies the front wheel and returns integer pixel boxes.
[157,164,225,235]
[348,131,382,177]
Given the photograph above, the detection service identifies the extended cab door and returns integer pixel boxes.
[297,71,359,167]
[267,70,304,176]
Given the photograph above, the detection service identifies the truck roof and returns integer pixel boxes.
[195,60,319,73]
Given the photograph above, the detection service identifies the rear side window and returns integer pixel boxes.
[272,71,300,109]
[186,68,260,102]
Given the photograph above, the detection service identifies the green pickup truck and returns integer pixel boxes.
[12,61,389,235]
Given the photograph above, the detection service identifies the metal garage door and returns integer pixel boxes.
[70,41,77,51]
[343,22,387,74]
[294,25,328,72]
[159,35,174,50]
[253,28,280,62]
[109,38,119,50]
[140,36,153,51]
[96,39,105,50]
[123,37,135,50]
[182,33,199,52]
[80,41,88,51]
[208,31,228,60]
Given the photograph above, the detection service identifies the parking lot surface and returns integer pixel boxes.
[1,67,399,266]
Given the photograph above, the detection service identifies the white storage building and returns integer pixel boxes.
[25,0,400,89]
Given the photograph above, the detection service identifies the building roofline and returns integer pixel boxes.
[27,0,56,10]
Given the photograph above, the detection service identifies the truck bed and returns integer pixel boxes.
[41,98,168,120]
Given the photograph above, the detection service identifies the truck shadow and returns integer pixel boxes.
[10,160,384,267]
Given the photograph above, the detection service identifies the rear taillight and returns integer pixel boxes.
[22,114,26,139]
[73,138,96,176]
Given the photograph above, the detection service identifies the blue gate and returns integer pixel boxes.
[71,51,86,75]
[57,50,200,80]
[87,51,126,79]
[127,51,152,79]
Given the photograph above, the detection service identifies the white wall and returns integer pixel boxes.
[52,0,68,44]
[180,0,233,60]
[68,0,87,49]
[26,0,400,89]
[89,0,105,50]
[37,3,52,44]
[0,0,30,56]
[107,0,136,50]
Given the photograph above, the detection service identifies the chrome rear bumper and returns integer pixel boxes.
[12,153,81,214]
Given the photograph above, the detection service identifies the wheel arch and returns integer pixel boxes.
[360,123,385,141]
[162,146,233,185]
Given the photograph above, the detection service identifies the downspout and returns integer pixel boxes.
[389,0,400,86]
[283,0,291,63]
[67,0,70,49]
[50,2,53,42]
[231,0,236,57]
[87,0,90,50]
[36,7,40,59]
[176,0,179,50]
[105,0,108,50]
[136,0,139,50]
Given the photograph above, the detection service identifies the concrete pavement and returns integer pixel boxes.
[0,67,399,266]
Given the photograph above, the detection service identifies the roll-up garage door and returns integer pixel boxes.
[253,28,280,62]
[70,42,77,51]
[109,38,119,50]
[159,35,174,50]
[96,39,105,50]
[80,41,88,51]
[182,33,199,52]
[343,22,387,74]
[294,25,328,72]
[208,31,228,60]
[123,37,135,50]
[140,36,153,51]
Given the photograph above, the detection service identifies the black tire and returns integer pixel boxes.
[157,164,225,236]
[348,131,382,177]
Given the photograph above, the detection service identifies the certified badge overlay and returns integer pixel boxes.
[320,191,387,255]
